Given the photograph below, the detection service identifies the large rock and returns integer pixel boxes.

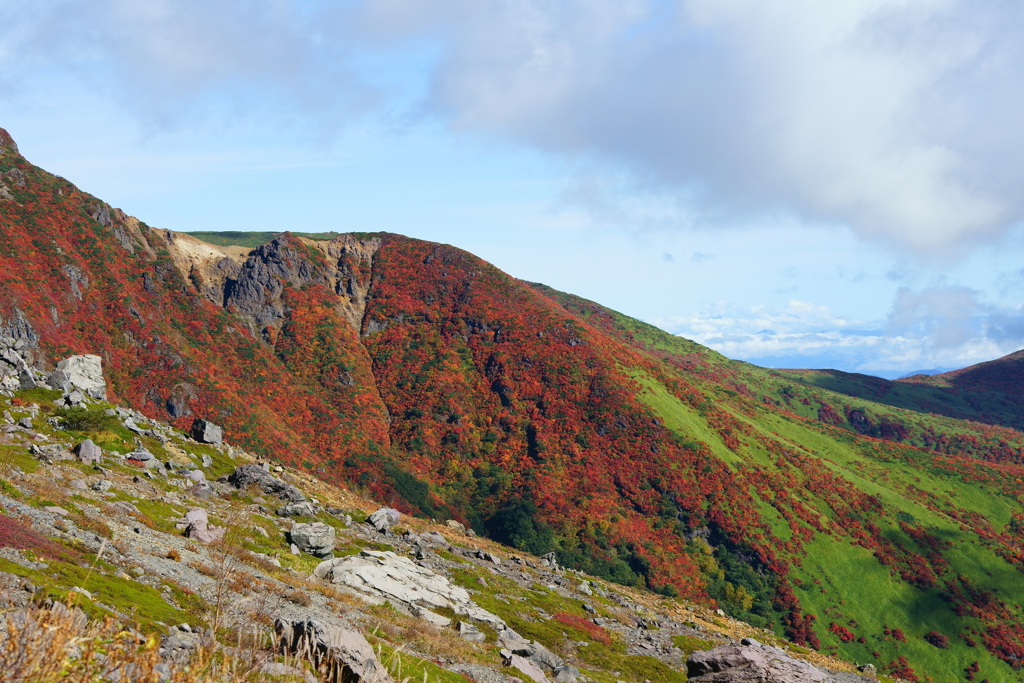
[75,439,101,465]
[367,507,400,532]
[51,355,107,400]
[227,463,305,502]
[183,508,225,545]
[687,640,869,683]
[189,418,223,445]
[275,619,393,683]
[290,522,336,557]
[312,550,505,628]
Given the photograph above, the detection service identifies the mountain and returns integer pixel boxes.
[3,126,1024,681]
[772,349,1024,433]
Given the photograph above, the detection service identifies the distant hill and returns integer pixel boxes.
[3,125,1024,680]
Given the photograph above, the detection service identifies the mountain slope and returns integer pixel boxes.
[3,127,1024,681]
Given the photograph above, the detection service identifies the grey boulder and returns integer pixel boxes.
[227,463,305,502]
[53,355,107,400]
[367,507,400,532]
[189,418,223,445]
[75,439,101,465]
[275,619,393,683]
[277,501,317,517]
[687,640,870,683]
[290,522,335,557]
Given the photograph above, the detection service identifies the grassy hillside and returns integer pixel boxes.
[3,131,1024,681]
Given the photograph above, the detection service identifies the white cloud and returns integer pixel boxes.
[4,1,1024,255]
[655,291,1024,376]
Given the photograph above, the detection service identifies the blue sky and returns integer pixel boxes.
[3,0,1024,378]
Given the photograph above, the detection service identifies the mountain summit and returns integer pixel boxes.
[3,127,1024,680]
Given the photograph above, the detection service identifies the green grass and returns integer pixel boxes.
[0,555,191,633]
[185,231,345,248]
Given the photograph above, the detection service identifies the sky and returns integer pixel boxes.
[2,1,1024,379]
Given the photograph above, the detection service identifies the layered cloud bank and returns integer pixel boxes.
[658,288,1024,377]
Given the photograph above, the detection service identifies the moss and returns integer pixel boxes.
[0,476,24,498]
[0,445,40,473]
[579,647,689,683]
[15,387,63,404]
[672,634,717,656]
[0,555,191,633]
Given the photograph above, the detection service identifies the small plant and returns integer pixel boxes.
[53,405,118,433]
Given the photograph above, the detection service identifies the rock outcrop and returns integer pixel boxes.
[227,464,305,502]
[275,619,393,683]
[687,639,871,683]
[290,522,336,557]
[48,355,107,400]
[312,550,505,628]
[189,418,223,445]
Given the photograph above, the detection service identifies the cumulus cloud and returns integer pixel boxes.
[373,0,1024,256]
[4,1,1024,255]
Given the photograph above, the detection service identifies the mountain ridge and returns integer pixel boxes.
[3,126,1024,680]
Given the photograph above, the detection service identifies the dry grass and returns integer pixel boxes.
[365,603,485,665]
[0,601,287,683]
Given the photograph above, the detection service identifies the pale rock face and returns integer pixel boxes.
[686,639,864,683]
[312,550,506,628]
[275,619,393,683]
[290,522,336,557]
[54,355,107,400]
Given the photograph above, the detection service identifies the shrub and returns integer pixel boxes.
[924,630,949,648]
[53,406,118,433]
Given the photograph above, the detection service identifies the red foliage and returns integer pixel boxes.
[552,612,611,645]
[0,514,79,562]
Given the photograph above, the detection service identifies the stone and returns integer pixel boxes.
[201,453,213,468]
[445,519,466,533]
[506,655,549,683]
[64,390,85,406]
[291,543,301,555]
[410,606,452,627]
[578,581,593,596]
[47,368,71,393]
[189,418,223,445]
[3,410,12,424]
[686,641,865,683]
[290,522,336,557]
[540,552,559,570]
[277,501,317,517]
[18,417,32,429]
[420,530,447,545]
[75,439,102,465]
[183,508,225,544]
[186,469,205,483]
[188,483,214,500]
[69,479,88,490]
[54,355,107,400]
[275,619,393,683]
[227,463,305,502]
[553,665,580,682]
[312,550,505,628]
[457,621,486,643]
[43,506,69,517]
[89,479,113,492]
[857,664,876,675]
[367,507,400,532]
